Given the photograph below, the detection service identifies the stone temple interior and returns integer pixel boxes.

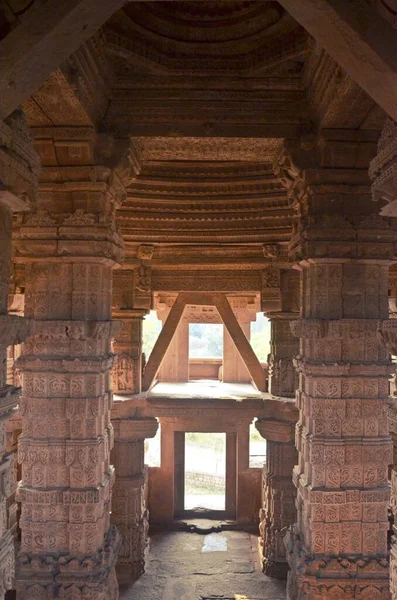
[1,1,397,599]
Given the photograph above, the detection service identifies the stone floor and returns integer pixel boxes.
[119,530,286,600]
[148,380,265,399]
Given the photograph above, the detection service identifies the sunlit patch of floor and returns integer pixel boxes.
[119,529,286,600]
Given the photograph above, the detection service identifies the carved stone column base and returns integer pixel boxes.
[285,526,390,600]
[263,555,289,580]
[16,527,120,600]
[114,473,149,585]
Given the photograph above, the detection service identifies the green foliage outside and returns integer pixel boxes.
[142,311,162,358]
[185,431,225,452]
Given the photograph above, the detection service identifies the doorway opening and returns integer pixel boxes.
[184,432,226,512]
[188,323,223,381]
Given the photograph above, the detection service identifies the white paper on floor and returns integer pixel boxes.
[201,533,228,552]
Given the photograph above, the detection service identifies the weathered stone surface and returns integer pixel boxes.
[12,129,139,599]
[275,132,394,600]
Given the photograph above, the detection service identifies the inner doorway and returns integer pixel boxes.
[174,431,237,519]
[184,432,226,511]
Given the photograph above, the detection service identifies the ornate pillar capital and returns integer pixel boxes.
[112,417,158,442]
[256,418,295,443]
[369,118,397,217]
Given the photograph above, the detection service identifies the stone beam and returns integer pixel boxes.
[215,296,266,392]
[142,294,187,392]
[0,0,126,120]
[143,292,266,392]
[278,0,397,122]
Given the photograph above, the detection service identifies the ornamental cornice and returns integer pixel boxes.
[117,213,292,225]
[104,26,308,75]
[123,197,289,213]
[135,137,283,162]
[128,180,283,196]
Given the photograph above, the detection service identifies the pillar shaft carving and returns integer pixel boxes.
[256,419,297,580]
[274,132,396,600]
[111,417,158,584]
[12,128,138,600]
[267,313,299,399]
[112,307,148,395]
[378,320,397,600]
[264,270,300,398]
[0,110,38,600]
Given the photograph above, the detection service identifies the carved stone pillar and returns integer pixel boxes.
[267,270,300,398]
[378,323,397,600]
[274,131,395,600]
[256,419,297,580]
[371,118,397,600]
[0,111,38,599]
[13,128,138,600]
[111,417,158,584]
[112,308,148,395]
[267,314,299,398]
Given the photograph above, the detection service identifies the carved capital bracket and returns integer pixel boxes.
[274,132,397,263]
[112,417,158,442]
[0,109,40,207]
[256,418,295,443]
[261,267,281,314]
[370,118,397,217]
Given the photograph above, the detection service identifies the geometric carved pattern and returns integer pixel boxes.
[275,133,394,600]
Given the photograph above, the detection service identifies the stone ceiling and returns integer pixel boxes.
[120,159,291,245]
[19,0,386,263]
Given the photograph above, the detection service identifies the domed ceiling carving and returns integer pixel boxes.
[105,0,308,75]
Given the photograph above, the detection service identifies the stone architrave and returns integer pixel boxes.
[13,128,139,600]
[111,417,158,584]
[0,110,38,599]
[274,131,395,600]
[256,418,297,580]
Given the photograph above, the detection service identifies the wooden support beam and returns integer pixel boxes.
[0,0,126,120]
[142,293,186,391]
[278,0,397,122]
[215,296,266,392]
